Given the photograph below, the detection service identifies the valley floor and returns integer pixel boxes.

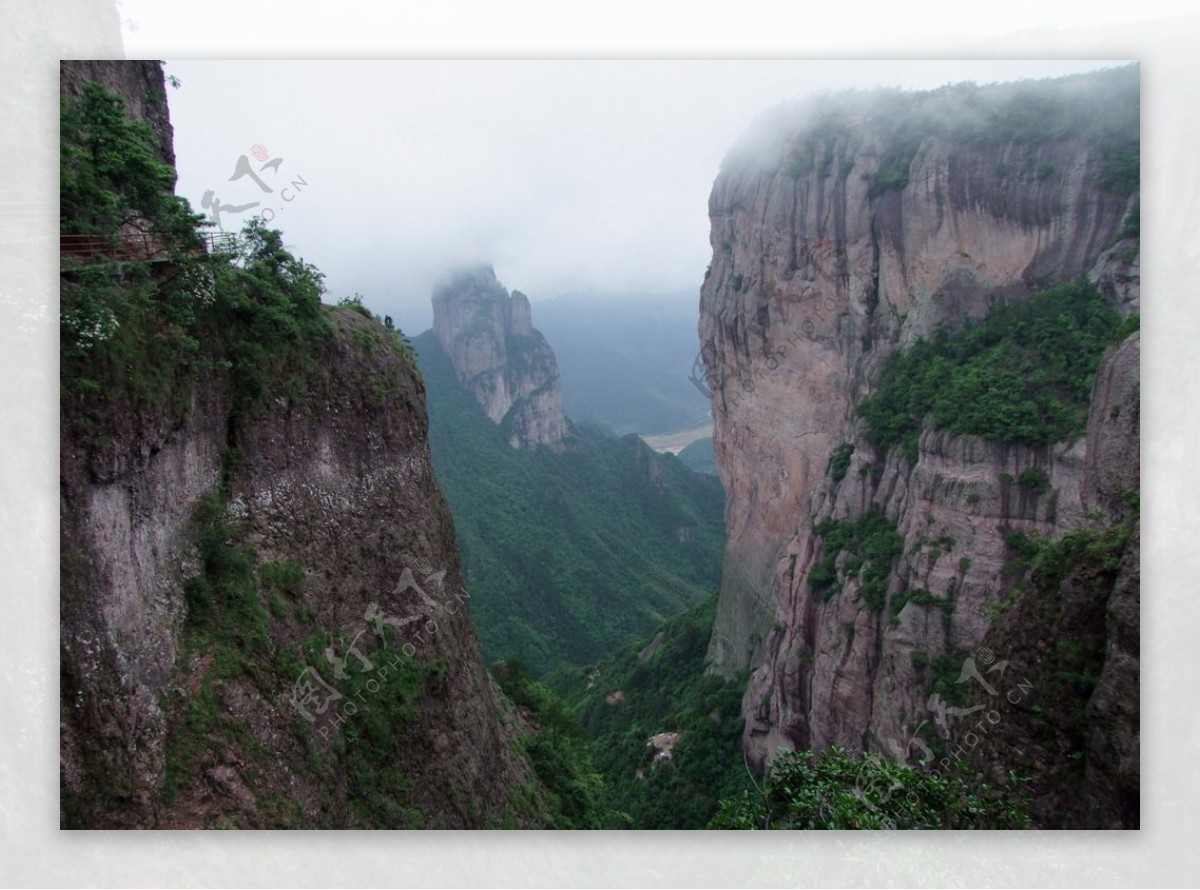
[639,423,713,455]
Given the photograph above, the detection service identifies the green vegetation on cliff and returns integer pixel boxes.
[156,483,452,829]
[809,509,904,613]
[493,662,608,828]
[950,500,1139,827]
[60,84,190,240]
[827,442,855,483]
[60,80,547,830]
[60,83,333,453]
[415,330,726,674]
[858,282,1137,459]
[779,64,1139,199]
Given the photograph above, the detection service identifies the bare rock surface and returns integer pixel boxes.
[433,266,572,451]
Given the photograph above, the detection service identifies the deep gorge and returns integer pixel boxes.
[59,60,1139,830]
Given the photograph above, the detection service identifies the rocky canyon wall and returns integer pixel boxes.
[60,63,540,828]
[698,68,1140,826]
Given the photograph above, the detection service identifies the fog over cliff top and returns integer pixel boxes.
[162,60,1127,332]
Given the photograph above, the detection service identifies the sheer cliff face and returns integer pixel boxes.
[432,266,571,451]
[61,311,541,828]
[698,71,1140,791]
[59,64,538,828]
[965,333,1140,828]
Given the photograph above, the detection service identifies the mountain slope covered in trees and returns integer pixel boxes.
[415,330,725,674]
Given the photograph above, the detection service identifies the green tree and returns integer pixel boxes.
[493,661,609,828]
[60,81,202,244]
[858,282,1135,459]
[711,747,1028,829]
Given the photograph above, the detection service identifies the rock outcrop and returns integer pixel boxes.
[62,312,542,828]
[698,68,1139,826]
[432,266,572,451]
[61,60,175,166]
[958,332,1140,828]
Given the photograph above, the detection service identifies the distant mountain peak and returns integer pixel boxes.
[432,267,571,451]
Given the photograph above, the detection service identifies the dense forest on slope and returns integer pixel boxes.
[858,282,1139,460]
[545,592,1030,829]
[415,330,726,674]
[551,594,752,828]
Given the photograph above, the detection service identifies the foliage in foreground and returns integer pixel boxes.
[61,83,334,443]
[711,746,1029,830]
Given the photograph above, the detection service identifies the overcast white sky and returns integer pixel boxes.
[159,59,1129,331]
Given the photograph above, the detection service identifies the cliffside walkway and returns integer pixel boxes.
[60,230,239,262]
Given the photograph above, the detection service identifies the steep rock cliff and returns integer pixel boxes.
[698,68,1139,825]
[59,63,541,828]
[432,266,572,451]
[61,310,544,828]
[955,332,1140,828]
[61,60,175,166]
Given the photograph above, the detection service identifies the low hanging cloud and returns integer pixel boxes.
[164,59,1125,332]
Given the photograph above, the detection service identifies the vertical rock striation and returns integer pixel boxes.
[698,68,1139,825]
[961,332,1140,828]
[432,266,572,451]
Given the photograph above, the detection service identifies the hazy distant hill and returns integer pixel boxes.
[677,436,717,475]
[414,330,725,674]
[531,291,713,436]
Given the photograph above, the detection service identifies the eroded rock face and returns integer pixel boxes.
[1083,331,1141,522]
[698,71,1139,799]
[737,426,1090,765]
[59,63,539,828]
[60,310,542,828]
[432,266,571,451]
